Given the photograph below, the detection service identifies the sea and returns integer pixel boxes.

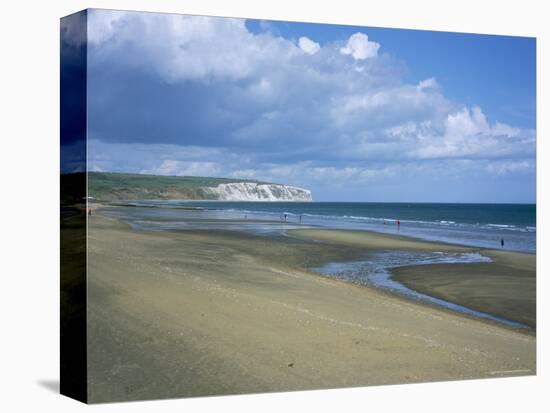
[99,201,535,328]
[103,201,536,253]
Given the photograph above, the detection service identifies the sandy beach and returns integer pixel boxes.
[290,229,536,329]
[87,214,536,403]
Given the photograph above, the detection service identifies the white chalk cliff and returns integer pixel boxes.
[205,182,312,202]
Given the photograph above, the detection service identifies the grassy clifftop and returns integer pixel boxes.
[87,172,268,201]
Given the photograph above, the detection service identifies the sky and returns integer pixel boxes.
[79,9,536,203]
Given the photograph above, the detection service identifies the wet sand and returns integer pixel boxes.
[87,216,536,403]
[290,229,536,329]
[392,252,535,329]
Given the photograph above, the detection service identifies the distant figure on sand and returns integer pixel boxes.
[397,220,400,230]
[501,239,504,248]
[299,215,302,224]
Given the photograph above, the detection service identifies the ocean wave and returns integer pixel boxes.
[482,223,537,233]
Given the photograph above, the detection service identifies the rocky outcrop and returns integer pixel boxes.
[204,182,312,202]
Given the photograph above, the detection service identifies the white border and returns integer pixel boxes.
[0,1,546,412]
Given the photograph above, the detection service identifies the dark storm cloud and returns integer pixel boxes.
[60,10,87,172]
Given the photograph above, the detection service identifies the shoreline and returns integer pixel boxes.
[288,228,536,332]
[87,211,536,402]
[288,226,534,255]
[97,201,536,254]
[98,206,536,331]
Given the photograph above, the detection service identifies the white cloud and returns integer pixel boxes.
[140,160,221,177]
[298,36,321,55]
[340,32,380,60]
[486,160,534,175]
[446,106,489,136]
[330,82,451,131]
[492,122,521,138]
[87,10,535,199]
[417,78,439,91]
[88,10,300,82]
[411,106,535,159]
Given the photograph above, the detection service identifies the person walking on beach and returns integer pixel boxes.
[299,215,302,224]
[397,220,400,230]
[501,239,504,248]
